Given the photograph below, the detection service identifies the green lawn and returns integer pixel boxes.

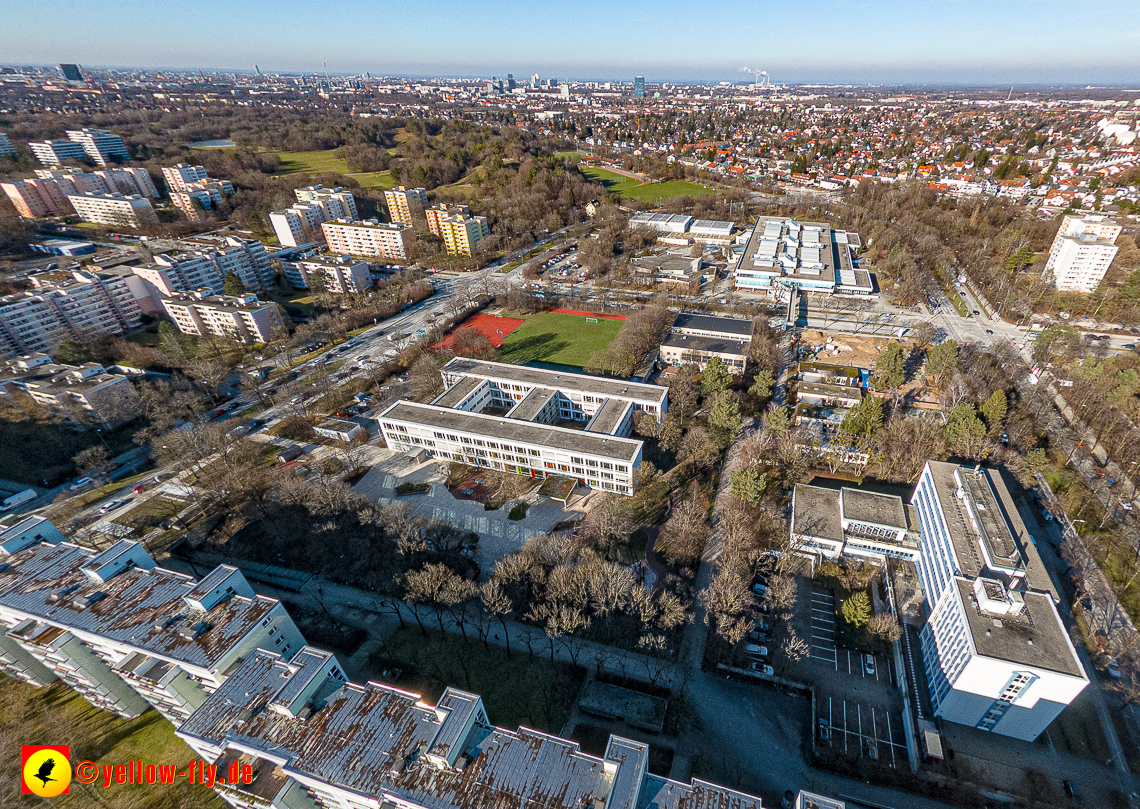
[578,166,716,203]
[499,311,622,368]
[275,152,395,188]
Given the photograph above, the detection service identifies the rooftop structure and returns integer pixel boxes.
[790,483,919,562]
[0,358,138,426]
[671,313,753,341]
[734,217,872,297]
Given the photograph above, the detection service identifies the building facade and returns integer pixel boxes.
[67,192,158,228]
[4,168,156,219]
[912,461,1088,740]
[734,217,872,297]
[0,133,16,158]
[439,215,490,256]
[162,163,212,192]
[131,237,274,305]
[384,185,427,226]
[0,357,138,426]
[425,203,471,237]
[0,270,143,359]
[378,358,668,495]
[30,129,129,167]
[790,483,920,562]
[0,537,305,723]
[1043,214,1122,293]
[279,256,372,294]
[322,219,415,259]
[269,188,358,247]
[161,292,283,343]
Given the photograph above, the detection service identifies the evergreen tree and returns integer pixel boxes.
[730,468,767,507]
[764,406,791,438]
[224,271,246,297]
[707,391,742,439]
[841,591,871,627]
[873,341,905,390]
[749,369,775,400]
[925,340,959,385]
[700,357,732,397]
[980,390,1008,434]
[840,395,883,441]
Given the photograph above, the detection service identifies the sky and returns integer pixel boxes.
[6,0,1140,85]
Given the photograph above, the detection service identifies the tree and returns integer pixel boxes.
[868,613,903,643]
[780,628,810,665]
[667,365,700,427]
[1020,448,1049,479]
[840,395,883,442]
[700,357,732,397]
[224,271,246,297]
[707,391,742,439]
[73,445,111,476]
[841,591,871,627]
[730,467,767,507]
[945,403,987,455]
[659,414,683,452]
[407,354,444,401]
[763,406,791,438]
[55,341,90,365]
[913,322,937,349]
[448,325,498,360]
[926,340,959,387]
[677,426,718,470]
[980,389,1008,435]
[583,495,636,555]
[748,369,775,400]
[873,341,905,390]
[658,484,708,565]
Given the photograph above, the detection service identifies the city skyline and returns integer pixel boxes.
[6,0,1140,84]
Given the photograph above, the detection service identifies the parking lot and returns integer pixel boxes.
[796,579,909,768]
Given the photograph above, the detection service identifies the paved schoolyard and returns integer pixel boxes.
[352,454,585,575]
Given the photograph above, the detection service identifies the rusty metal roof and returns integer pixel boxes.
[0,541,279,673]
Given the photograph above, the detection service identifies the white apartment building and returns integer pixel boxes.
[4,168,156,219]
[384,185,428,225]
[322,219,415,260]
[0,270,143,360]
[378,358,668,495]
[912,461,1088,741]
[162,163,212,192]
[131,236,274,305]
[171,182,234,221]
[177,648,764,809]
[0,133,15,158]
[161,292,283,343]
[91,167,158,198]
[790,483,920,562]
[0,537,305,723]
[279,255,372,294]
[2,179,70,218]
[1043,214,1123,293]
[30,129,129,167]
[734,217,872,297]
[0,358,138,426]
[67,192,158,229]
[269,188,359,247]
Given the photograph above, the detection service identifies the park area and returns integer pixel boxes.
[499,310,623,368]
[275,149,396,189]
[578,166,716,204]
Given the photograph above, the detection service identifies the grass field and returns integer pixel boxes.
[579,166,716,204]
[499,311,621,368]
[275,150,396,188]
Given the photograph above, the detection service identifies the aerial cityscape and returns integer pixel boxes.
[1,6,1140,808]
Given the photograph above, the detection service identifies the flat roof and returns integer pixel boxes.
[841,488,906,529]
[433,376,485,409]
[508,386,558,422]
[792,485,844,545]
[380,401,642,463]
[0,542,277,672]
[585,398,633,435]
[661,334,747,357]
[671,313,753,337]
[441,358,667,406]
[954,579,1083,678]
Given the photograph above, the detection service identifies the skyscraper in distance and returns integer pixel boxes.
[58,64,83,82]
[634,76,645,98]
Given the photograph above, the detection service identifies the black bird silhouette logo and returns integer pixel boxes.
[33,756,57,787]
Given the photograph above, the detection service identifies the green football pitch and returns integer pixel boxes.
[499,312,622,368]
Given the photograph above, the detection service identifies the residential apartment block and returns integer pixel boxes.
[163,164,234,221]
[0,353,138,426]
[1043,214,1122,293]
[734,217,872,297]
[0,537,305,723]
[3,167,156,219]
[279,255,372,294]
[269,187,358,247]
[912,461,1088,740]
[30,129,130,167]
[322,219,415,260]
[425,202,471,237]
[384,185,427,225]
[131,236,274,305]
[67,192,158,229]
[177,647,763,809]
[439,214,490,256]
[378,358,668,495]
[161,292,283,343]
[0,270,143,359]
[161,163,212,192]
[1,179,69,218]
[0,133,16,158]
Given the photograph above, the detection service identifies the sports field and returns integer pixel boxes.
[499,311,622,368]
[579,166,716,204]
[276,150,396,188]
[439,313,524,351]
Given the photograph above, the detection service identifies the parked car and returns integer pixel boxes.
[863,654,876,676]
[1107,659,1122,679]
[745,644,768,658]
[751,583,767,596]
[751,662,774,676]
[67,477,94,491]
[748,630,769,642]
[818,718,830,741]
[99,498,130,513]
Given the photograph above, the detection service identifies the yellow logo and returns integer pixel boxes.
[21,746,71,797]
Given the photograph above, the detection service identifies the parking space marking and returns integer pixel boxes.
[822,699,909,766]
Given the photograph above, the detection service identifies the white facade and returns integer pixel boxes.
[790,484,920,562]
[29,139,86,165]
[294,185,358,219]
[1043,214,1122,293]
[734,216,872,297]
[270,189,358,247]
[3,360,138,426]
[912,461,1088,741]
[280,256,372,294]
[67,192,158,228]
[322,219,415,259]
[65,129,131,165]
[131,236,274,303]
[0,133,15,158]
[162,163,212,192]
[0,271,143,359]
[162,292,283,343]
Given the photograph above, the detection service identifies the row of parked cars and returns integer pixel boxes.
[748,566,774,676]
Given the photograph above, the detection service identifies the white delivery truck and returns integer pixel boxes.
[0,488,38,512]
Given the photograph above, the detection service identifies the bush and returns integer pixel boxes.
[395,482,431,496]
[508,502,530,521]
